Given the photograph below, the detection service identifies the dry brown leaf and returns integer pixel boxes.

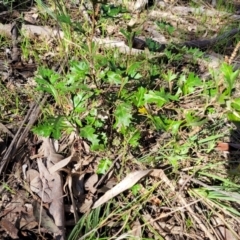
[41,138,65,229]
[131,219,142,238]
[32,201,60,234]
[48,154,74,174]
[212,216,238,240]
[27,138,65,239]
[149,169,165,178]
[0,218,18,239]
[93,37,144,55]
[85,174,98,193]
[79,198,93,213]
[92,170,152,209]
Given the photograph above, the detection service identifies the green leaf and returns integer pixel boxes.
[152,116,167,131]
[101,4,123,17]
[131,184,141,196]
[114,102,132,130]
[185,111,207,127]
[32,116,72,139]
[57,14,71,24]
[227,112,240,128]
[32,123,53,137]
[162,70,178,82]
[97,159,112,174]
[80,125,100,148]
[35,68,60,88]
[168,120,183,135]
[70,60,89,73]
[128,130,141,147]
[133,87,147,107]
[144,90,168,107]
[155,20,175,34]
[146,38,164,52]
[231,98,240,111]
[221,63,240,95]
[127,62,142,79]
[68,61,90,84]
[183,72,202,94]
[72,92,88,113]
[106,71,122,84]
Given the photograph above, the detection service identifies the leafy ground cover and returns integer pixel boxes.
[0,0,240,239]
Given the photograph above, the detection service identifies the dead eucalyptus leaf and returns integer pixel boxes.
[28,138,65,238]
[48,171,64,227]
[85,174,98,193]
[131,219,142,238]
[92,170,152,209]
[79,198,93,213]
[32,201,60,234]
[26,169,39,183]
[212,216,238,240]
[48,154,74,174]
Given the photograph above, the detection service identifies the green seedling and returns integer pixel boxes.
[145,38,165,52]
[113,102,132,132]
[184,110,207,128]
[177,72,202,95]
[101,4,127,18]
[131,184,141,196]
[155,20,175,35]
[97,158,112,174]
[221,62,240,96]
[162,70,178,94]
[164,48,183,61]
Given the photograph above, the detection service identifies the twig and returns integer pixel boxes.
[158,170,216,240]
[0,94,47,176]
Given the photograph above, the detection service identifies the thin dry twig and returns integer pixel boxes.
[0,95,47,175]
[154,170,216,240]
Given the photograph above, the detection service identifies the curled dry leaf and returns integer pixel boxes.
[92,169,152,209]
[131,219,142,238]
[27,138,65,239]
[32,201,60,235]
[79,198,93,213]
[48,154,74,174]
[0,218,18,239]
[211,215,238,240]
[84,174,98,193]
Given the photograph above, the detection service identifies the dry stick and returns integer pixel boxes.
[0,95,46,176]
[78,199,202,240]
[16,96,47,149]
[0,122,14,138]
[192,190,240,240]
[171,167,203,206]
[159,170,216,240]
